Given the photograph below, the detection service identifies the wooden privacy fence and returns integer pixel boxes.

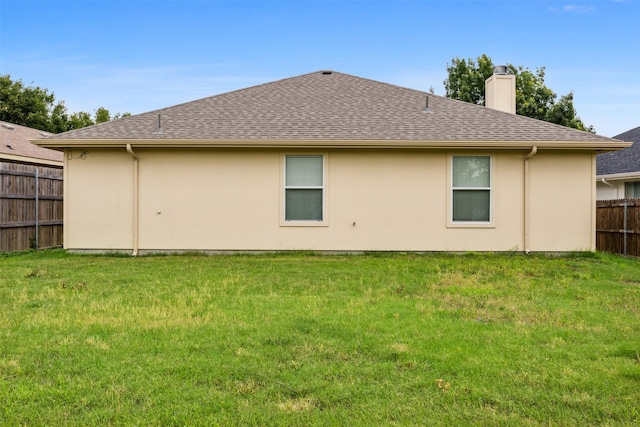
[0,161,63,251]
[596,199,640,257]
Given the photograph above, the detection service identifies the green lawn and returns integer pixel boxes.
[1,250,639,426]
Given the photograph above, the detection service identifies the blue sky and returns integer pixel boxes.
[1,0,638,137]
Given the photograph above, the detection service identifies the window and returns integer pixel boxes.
[452,156,491,222]
[625,182,640,199]
[284,155,324,222]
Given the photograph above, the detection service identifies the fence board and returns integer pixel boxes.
[596,199,640,256]
[0,161,63,251]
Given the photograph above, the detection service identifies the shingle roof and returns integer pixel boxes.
[41,70,622,146]
[0,121,62,163]
[597,126,640,175]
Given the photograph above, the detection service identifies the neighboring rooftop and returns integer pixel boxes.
[597,126,640,176]
[0,121,62,165]
[38,70,624,147]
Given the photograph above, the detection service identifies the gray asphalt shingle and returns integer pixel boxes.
[46,70,621,144]
[0,121,62,162]
[597,126,640,175]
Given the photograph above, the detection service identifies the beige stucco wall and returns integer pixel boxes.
[527,151,595,252]
[64,149,134,249]
[63,147,596,252]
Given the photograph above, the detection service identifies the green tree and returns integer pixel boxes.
[90,108,131,125]
[113,112,131,120]
[49,102,70,133]
[443,54,494,105]
[0,74,129,133]
[68,111,94,130]
[95,107,111,124]
[0,74,59,131]
[547,92,595,133]
[443,55,593,132]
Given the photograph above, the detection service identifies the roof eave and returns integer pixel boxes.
[31,138,633,151]
[0,152,64,166]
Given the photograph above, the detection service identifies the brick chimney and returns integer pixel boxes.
[485,66,516,114]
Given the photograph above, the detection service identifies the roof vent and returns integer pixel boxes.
[423,95,432,113]
[39,132,51,137]
[493,65,508,75]
[321,70,333,75]
[2,123,15,130]
[6,143,14,149]
[152,113,163,135]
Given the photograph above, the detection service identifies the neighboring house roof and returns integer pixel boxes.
[35,70,628,150]
[0,121,62,166]
[596,126,640,176]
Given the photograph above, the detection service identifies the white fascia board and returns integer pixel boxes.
[31,138,633,151]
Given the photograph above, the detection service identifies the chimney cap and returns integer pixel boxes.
[493,65,508,75]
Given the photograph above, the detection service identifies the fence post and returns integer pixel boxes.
[35,169,39,250]
[623,199,628,256]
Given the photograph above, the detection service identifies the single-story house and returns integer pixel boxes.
[596,126,640,200]
[34,70,630,254]
[1,121,64,251]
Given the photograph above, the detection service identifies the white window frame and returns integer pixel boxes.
[448,154,494,228]
[281,153,328,227]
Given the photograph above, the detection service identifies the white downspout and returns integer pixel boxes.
[126,144,139,257]
[600,178,618,199]
[524,146,538,254]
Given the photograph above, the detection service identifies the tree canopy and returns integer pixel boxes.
[443,54,594,133]
[0,74,129,133]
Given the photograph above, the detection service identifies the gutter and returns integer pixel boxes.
[126,144,139,257]
[596,171,640,181]
[32,138,633,151]
[0,153,63,167]
[524,146,538,254]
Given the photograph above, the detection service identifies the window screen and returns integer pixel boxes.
[285,155,323,221]
[452,156,491,222]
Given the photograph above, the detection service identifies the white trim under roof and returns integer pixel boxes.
[31,138,632,151]
[596,171,640,181]
[0,152,63,167]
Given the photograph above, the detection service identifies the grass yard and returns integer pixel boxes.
[1,250,639,426]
